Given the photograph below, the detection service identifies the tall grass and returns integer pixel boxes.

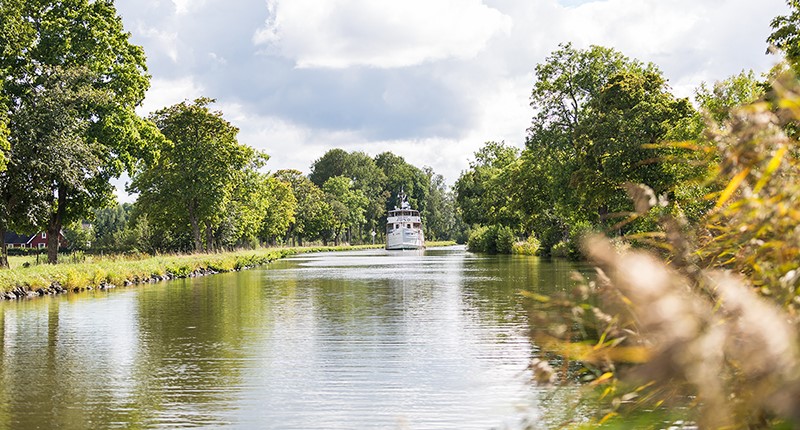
[0,244,385,298]
[526,75,800,428]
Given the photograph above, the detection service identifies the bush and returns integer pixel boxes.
[512,235,540,255]
[566,220,594,260]
[550,240,569,258]
[467,224,515,254]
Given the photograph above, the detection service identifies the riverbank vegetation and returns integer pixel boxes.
[0,244,386,297]
[523,2,800,428]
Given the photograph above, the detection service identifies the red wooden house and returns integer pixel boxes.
[4,231,69,249]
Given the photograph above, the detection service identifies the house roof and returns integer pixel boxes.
[4,232,34,244]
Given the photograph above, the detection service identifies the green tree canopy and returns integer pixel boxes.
[454,44,703,255]
[322,176,369,245]
[274,169,333,245]
[260,176,297,244]
[695,70,765,125]
[374,152,429,215]
[573,70,696,219]
[310,149,388,239]
[0,0,157,264]
[131,98,264,253]
[455,141,521,228]
[768,0,800,71]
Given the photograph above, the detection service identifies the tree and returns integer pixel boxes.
[527,43,639,157]
[573,70,697,220]
[768,0,800,71]
[274,170,333,245]
[695,70,765,125]
[259,176,297,245]
[131,98,263,253]
[0,82,9,173]
[310,149,387,241]
[11,65,109,263]
[309,149,351,187]
[0,0,156,264]
[454,141,521,228]
[64,222,94,251]
[92,203,132,251]
[218,171,271,249]
[322,176,369,245]
[374,152,430,216]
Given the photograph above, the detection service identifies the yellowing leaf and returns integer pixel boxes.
[715,167,751,209]
[591,372,615,386]
[754,145,788,193]
[519,291,551,303]
[599,412,618,425]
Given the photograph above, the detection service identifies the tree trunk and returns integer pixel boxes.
[0,226,8,269]
[205,223,213,253]
[189,207,202,253]
[47,184,68,264]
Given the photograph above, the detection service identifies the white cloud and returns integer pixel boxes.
[254,0,513,68]
[231,109,515,185]
[557,0,784,97]
[116,0,789,191]
[138,76,205,115]
[127,23,181,63]
[171,0,208,15]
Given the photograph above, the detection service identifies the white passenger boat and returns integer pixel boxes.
[385,191,425,250]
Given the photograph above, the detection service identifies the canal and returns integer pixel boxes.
[0,246,580,429]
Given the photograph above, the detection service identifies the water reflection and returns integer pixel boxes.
[0,247,581,429]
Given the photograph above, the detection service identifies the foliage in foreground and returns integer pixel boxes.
[527,78,800,428]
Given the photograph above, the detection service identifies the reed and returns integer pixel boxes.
[526,75,800,428]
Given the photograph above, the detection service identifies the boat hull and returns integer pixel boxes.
[385,229,425,250]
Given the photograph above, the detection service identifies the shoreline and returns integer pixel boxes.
[0,242,457,301]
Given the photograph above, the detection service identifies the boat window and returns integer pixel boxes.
[406,224,411,229]
[395,224,399,229]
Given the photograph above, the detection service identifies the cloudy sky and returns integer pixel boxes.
[113,0,788,195]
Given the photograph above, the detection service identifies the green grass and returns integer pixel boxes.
[425,240,459,248]
[0,244,387,297]
[0,242,460,297]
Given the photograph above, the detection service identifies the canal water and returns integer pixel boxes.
[0,246,579,429]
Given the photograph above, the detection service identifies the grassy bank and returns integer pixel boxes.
[0,242,458,299]
[0,244,386,299]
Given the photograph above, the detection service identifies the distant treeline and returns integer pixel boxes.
[68,145,467,256]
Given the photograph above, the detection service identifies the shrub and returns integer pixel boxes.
[467,225,515,254]
[467,226,489,253]
[550,240,569,258]
[566,221,594,260]
[512,235,540,255]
